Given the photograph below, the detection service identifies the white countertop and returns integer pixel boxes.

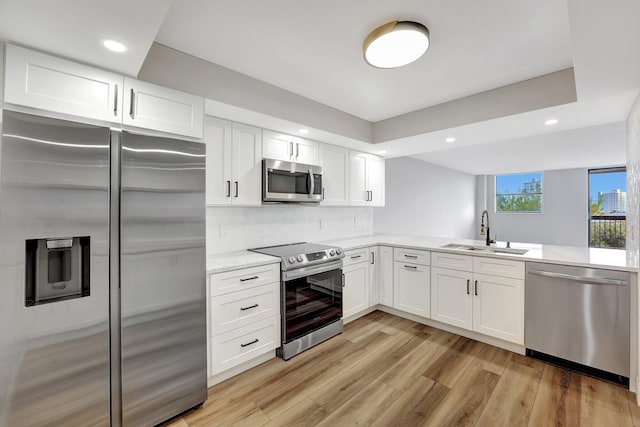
[320,234,637,272]
[207,250,279,274]
[206,234,637,274]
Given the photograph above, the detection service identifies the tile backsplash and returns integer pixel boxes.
[207,206,373,254]
[627,94,640,268]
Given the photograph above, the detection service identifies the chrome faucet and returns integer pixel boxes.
[480,210,495,246]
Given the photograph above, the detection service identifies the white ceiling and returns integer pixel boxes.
[0,0,639,175]
[0,0,173,77]
[156,0,574,122]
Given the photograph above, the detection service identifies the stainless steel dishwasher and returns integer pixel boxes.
[525,262,630,385]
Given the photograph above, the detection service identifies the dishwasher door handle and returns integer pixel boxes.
[527,269,628,286]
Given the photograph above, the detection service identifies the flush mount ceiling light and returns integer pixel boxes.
[102,39,128,53]
[298,128,309,134]
[445,137,456,143]
[363,20,430,69]
[544,119,559,126]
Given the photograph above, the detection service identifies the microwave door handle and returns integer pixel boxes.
[308,168,314,197]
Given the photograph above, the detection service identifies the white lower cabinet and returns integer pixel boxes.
[472,273,524,344]
[343,255,370,319]
[210,316,280,374]
[377,246,394,307]
[430,252,524,345]
[207,262,281,379]
[431,267,473,330]
[394,261,431,317]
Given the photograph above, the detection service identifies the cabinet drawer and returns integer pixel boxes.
[394,248,430,266]
[473,257,525,279]
[210,316,280,374]
[210,282,280,336]
[432,252,473,272]
[343,248,370,266]
[209,263,280,296]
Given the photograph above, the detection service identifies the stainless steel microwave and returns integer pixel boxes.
[263,159,323,203]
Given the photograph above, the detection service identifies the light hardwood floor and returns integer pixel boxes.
[167,311,640,426]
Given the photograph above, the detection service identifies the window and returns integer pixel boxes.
[589,167,626,249]
[495,172,543,213]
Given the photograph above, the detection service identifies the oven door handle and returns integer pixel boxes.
[282,260,344,281]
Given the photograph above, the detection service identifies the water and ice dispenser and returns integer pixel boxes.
[25,237,90,306]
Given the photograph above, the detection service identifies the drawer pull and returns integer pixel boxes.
[240,276,259,282]
[240,304,259,311]
[404,265,418,269]
[240,338,259,348]
[350,255,362,259]
[404,254,418,259]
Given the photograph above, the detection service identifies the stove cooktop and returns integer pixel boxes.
[249,242,344,271]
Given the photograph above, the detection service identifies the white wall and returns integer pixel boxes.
[207,206,373,255]
[374,157,476,239]
[479,168,589,246]
[626,94,640,267]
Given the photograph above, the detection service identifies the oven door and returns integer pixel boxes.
[281,262,343,343]
[263,159,322,203]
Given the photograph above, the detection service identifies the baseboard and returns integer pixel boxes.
[374,305,526,355]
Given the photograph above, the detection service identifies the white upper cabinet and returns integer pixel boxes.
[319,143,349,206]
[123,77,204,139]
[293,136,318,165]
[231,123,263,205]
[262,130,292,161]
[205,117,262,206]
[262,130,319,165]
[349,151,385,207]
[368,154,385,206]
[4,44,123,123]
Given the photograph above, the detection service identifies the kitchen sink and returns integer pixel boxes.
[440,243,529,255]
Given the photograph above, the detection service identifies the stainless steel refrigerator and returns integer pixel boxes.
[0,110,207,426]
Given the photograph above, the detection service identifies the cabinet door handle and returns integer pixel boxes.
[129,88,135,118]
[290,141,294,157]
[226,180,231,197]
[371,252,375,265]
[350,255,362,259]
[240,303,259,311]
[240,276,259,282]
[475,280,478,296]
[113,84,119,115]
[404,265,417,269]
[296,143,299,158]
[466,279,470,295]
[240,338,259,348]
[234,181,239,197]
[322,187,325,201]
[404,254,418,259]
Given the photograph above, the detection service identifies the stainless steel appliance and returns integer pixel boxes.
[249,243,344,359]
[0,110,207,426]
[525,261,630,385]
[262,159,323,203]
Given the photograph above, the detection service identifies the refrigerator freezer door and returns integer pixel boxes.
[0,111,111,426]
[120,132,207,426]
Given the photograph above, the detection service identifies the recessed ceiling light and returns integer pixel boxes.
[363,21,430,69]
[544,119,559,126]
[445,137,456,143]
[102,39,128,53]
[298,129,309,134]
[378,150,387,154]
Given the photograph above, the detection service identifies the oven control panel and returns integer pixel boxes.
[284,247,344,270]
